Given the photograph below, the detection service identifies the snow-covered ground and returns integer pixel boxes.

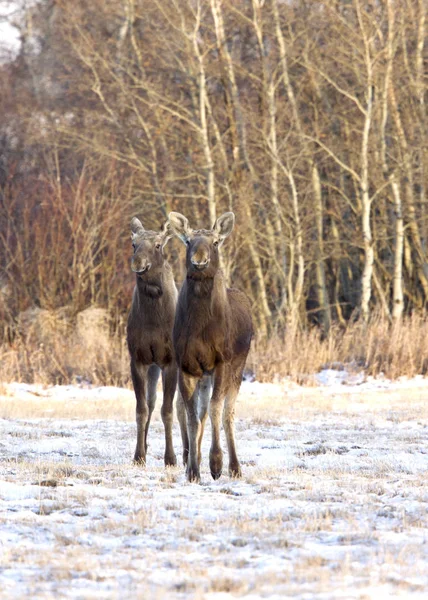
[1,372,428,598]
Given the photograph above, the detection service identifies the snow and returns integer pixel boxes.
[6,382,135,402]
[313,369,428,393]
[1,371,428,598]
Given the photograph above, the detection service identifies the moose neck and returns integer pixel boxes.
[134,263,175,315]
[185,270,229,323]
[186,273,215,299]
[136,276,163,300]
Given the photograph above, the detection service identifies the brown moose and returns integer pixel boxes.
[127,217,183,467]
[168,211,253,482]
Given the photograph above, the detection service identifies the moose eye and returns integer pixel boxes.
[155,243,161,250]
[213,240,219,247]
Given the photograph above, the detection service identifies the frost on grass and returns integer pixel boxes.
[0,379,428,599]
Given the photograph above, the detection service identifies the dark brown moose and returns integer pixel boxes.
[127,217,183,467]
[168,211,253,482]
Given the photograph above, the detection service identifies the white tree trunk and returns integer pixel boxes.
[391,176,404,320]
[357,0,374,322]
[312,164,331,332]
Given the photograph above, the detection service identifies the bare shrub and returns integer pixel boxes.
[17,307,74,345]
[76,306,111,352]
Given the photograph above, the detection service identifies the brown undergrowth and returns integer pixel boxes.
[2,308,428,385]
[0,306,129,386]
[244,312,428,383]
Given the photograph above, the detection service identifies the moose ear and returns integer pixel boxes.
[168,212,191,244]
[160,220,174,248]
[213,212,235,244]
[130,217,145,238]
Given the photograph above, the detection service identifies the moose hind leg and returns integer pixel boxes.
[145,364,161,454]
[223,378,242,478]
[131,361,149,465]
[161,364,178,467]
[209,364,227,480]
[179,371,201,482]
[197,375,212,466]
[176,391,189,466]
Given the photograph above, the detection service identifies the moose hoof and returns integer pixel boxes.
[209,449,223,480]
[133,454,146,466]
[165,453,177,467]
[210,468,222,480]
[229,464,242,479]
[186,464,201,483]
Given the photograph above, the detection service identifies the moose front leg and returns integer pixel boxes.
[161,364,178,467]
[131,361,149,465]
[179,370,201,482]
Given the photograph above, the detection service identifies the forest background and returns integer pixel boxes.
[0,0,427,385]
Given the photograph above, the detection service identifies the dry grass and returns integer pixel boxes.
[3,308,428,386]
[0,395,136,421]
[1,374,428,423]
[250,312,428,382]
[0,306,130,387]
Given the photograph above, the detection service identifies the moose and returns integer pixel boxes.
[168,211,253,482]
[127,217,185,467]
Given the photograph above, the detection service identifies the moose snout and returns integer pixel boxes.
[191,255,210,270]
[131,259,152,274]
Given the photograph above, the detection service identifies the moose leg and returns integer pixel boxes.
[131,361,149,465]
[224,356,247,477]
[161,364,178,467]
[197,375,212,466]
[176,391,189,466]
[145,364,161,455]
[179,371,200,482]
[209,364,227,480]
[223,376,243,478]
